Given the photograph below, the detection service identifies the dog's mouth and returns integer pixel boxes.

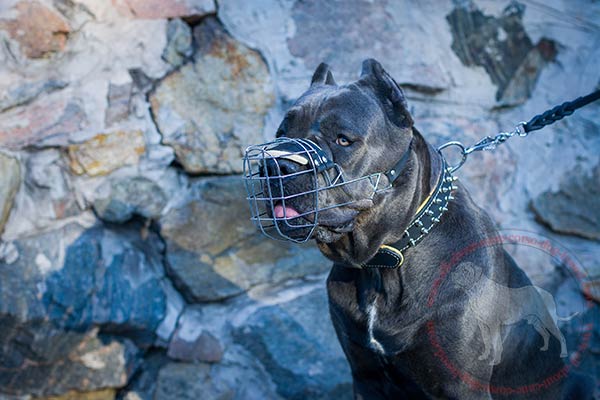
[318,212,357,233]
[273,202,301,219]
[270,200,358,239]
[268,201,314,240]
[271,201,312,222]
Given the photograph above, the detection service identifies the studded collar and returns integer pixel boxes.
[362,156,457,269]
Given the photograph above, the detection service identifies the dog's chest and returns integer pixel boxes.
[327,271,415,356]
[329,280,413,356]
[365,301,387,354]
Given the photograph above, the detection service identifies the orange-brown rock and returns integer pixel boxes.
[0,1,70,58]
[35,388,116,400]
[68,130,145,176]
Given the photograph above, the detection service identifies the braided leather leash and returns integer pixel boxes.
[438,89,600,172]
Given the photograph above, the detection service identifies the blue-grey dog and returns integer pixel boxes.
[246,59,594,399]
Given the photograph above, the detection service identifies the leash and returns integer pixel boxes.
[438,89,600,173]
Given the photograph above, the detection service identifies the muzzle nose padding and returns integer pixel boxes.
[264,156,303,177]
[267,138,334,172]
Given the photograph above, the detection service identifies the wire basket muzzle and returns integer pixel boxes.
[243,137,385,242]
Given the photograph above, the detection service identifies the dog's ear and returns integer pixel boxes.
[360,58,413,128]
[311,63,337,86]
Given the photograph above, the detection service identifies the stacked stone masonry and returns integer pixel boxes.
[0,0,598,398]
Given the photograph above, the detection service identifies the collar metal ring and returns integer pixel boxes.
[437,141,467,173]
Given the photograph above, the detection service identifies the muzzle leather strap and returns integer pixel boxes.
[363,157,457,269]
[384,139,413,185]
[269,138,335,172]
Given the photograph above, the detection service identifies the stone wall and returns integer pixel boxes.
[0,1,599,399]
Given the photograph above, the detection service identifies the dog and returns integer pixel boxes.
[263,59,594,399]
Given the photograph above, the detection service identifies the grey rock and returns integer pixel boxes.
[0,393,29,400]
[232,287,352,400]
[113,0,216,19]
[154,362,234,400]
[26,149,66,190]
[0,328,139,397]
[285,0,450,90]
[0,79,68,113]
[0,148,85,241]
[93,176,167,223]
[0,153,20,235]
[0,241,18,265]
[0,223,168,353]
[0,222,169,395]
[168,308,224,363]
[105,82,133,127]
[53,0,95,31]
[150,17,275,174]
[209,351,284,400]
[129,69,154,94]
[0,93,88,149]
[43,225,168,343]
[118,351,170,400]
[24,148,82,221]
[160,176,329,302]
[168,330,223,363]
[446,1,557,105]
[532,163,600,240]
[162,19,193,68]
[289,0,456,91]
[125,326,279,399]
[218,0,456,101]
[154,280,185,346]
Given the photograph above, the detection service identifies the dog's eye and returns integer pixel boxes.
[335,135,352,147]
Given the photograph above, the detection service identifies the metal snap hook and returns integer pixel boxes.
[437,141,467,173]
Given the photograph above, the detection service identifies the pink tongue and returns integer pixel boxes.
[274,204,300,219]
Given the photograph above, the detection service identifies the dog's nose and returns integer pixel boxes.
[263,158,302,177]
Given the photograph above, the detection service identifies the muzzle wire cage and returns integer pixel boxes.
[243,137,385,243]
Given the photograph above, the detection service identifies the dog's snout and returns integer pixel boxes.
[263,158,302,177]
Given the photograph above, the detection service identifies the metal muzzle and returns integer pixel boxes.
[243,137,385,242]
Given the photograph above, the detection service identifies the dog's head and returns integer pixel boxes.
[267,59,415,243]
[244,59,418,243]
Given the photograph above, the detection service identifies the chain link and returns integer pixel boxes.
[464,121,528,154]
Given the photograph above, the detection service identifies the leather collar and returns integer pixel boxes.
[362,155,457,269]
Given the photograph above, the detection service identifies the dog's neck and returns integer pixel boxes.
[318,127,442,267]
